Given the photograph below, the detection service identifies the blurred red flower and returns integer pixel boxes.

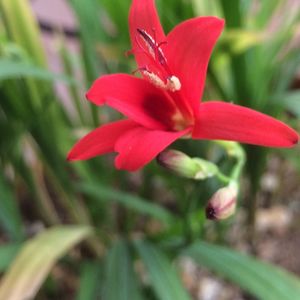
[68,0,298,171]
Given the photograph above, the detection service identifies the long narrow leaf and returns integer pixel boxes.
[76,261,103,300]
[0,0,46,67]
[104,240,143,300]
[273,91,300,118]
[0,173,24,241]
[0,226,92,300]
[0,244,20,272]
[79,182,174,224]
[0,59,75,83]
[134,240,191,300]
[184,241,300,300]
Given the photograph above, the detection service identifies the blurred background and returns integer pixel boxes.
[0,0,300,299]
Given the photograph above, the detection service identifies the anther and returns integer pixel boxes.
[166,76,181,92]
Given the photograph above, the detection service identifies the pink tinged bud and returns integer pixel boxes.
[206,184,238,220]
[157,150,197,178]
[157,150,218,179]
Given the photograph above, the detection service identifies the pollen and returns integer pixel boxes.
[166,76,181,92]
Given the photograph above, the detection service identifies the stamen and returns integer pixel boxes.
[142,70,167,90]
[142,69,181,92]
[134,28,181,92]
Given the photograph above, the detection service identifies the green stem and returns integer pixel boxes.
[213,141,246,185]
[231,146,246,182]
[216,171,231,184]
[245,146,267,249]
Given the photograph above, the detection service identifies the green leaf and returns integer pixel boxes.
[273,91,300,118]
[0,0,47,67]
[191,0,221,18]
[0,173,24,241]
[104,240,143,300]
[184,241,300,300]
[0,244,20,272]
[255,0,282,28]
[0,226,92,300]
[79,182,174,224]
[134,240,191,300]
[69,0,106,80]
[219,0,252,106]
[76,261,103,300]
[0,59,75,83]
[223,29,264,54]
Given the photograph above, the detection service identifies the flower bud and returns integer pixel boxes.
[157,150,197,178]
[206,183,238,220]
[157,150,218,180]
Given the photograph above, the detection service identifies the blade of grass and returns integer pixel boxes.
[76,261,103,300]
[104,240,143,300]
[0,244,20,272]
[0,0,46,67]
[219,0,252,105]
[0,226,92,300]
[0,173,24,241]
[134,240,191,300]
[0,58,76,83]
[78,182,175,225]
[57,36,86,124]
[271,91,300,118]
[69,0,107,127]
[184,241,300,300]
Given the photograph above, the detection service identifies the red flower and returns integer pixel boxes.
[68,0,298,171]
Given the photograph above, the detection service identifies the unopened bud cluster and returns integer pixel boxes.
[157,149,240,221]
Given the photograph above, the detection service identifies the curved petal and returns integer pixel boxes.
[115,127,190,171]
[192,101,299,147]
[129,0,165,69]
[165,17,224,118]
[86,74,177,130]
[67,120,138,161]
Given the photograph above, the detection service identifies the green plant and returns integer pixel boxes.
[0,0,299,299]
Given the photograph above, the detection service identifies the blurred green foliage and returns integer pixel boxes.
[0,0,299,299]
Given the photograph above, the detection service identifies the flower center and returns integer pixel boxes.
[135,28,181,92]
[172,110,192,131]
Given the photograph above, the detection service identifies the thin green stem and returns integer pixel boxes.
[216,171,231,184]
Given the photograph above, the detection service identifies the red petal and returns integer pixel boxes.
[129,0,165,69]
[115,127,190,171]
[165,17,224,118]
[67,120,138,161]
[193,101,299,147]
[86,74,177,130]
